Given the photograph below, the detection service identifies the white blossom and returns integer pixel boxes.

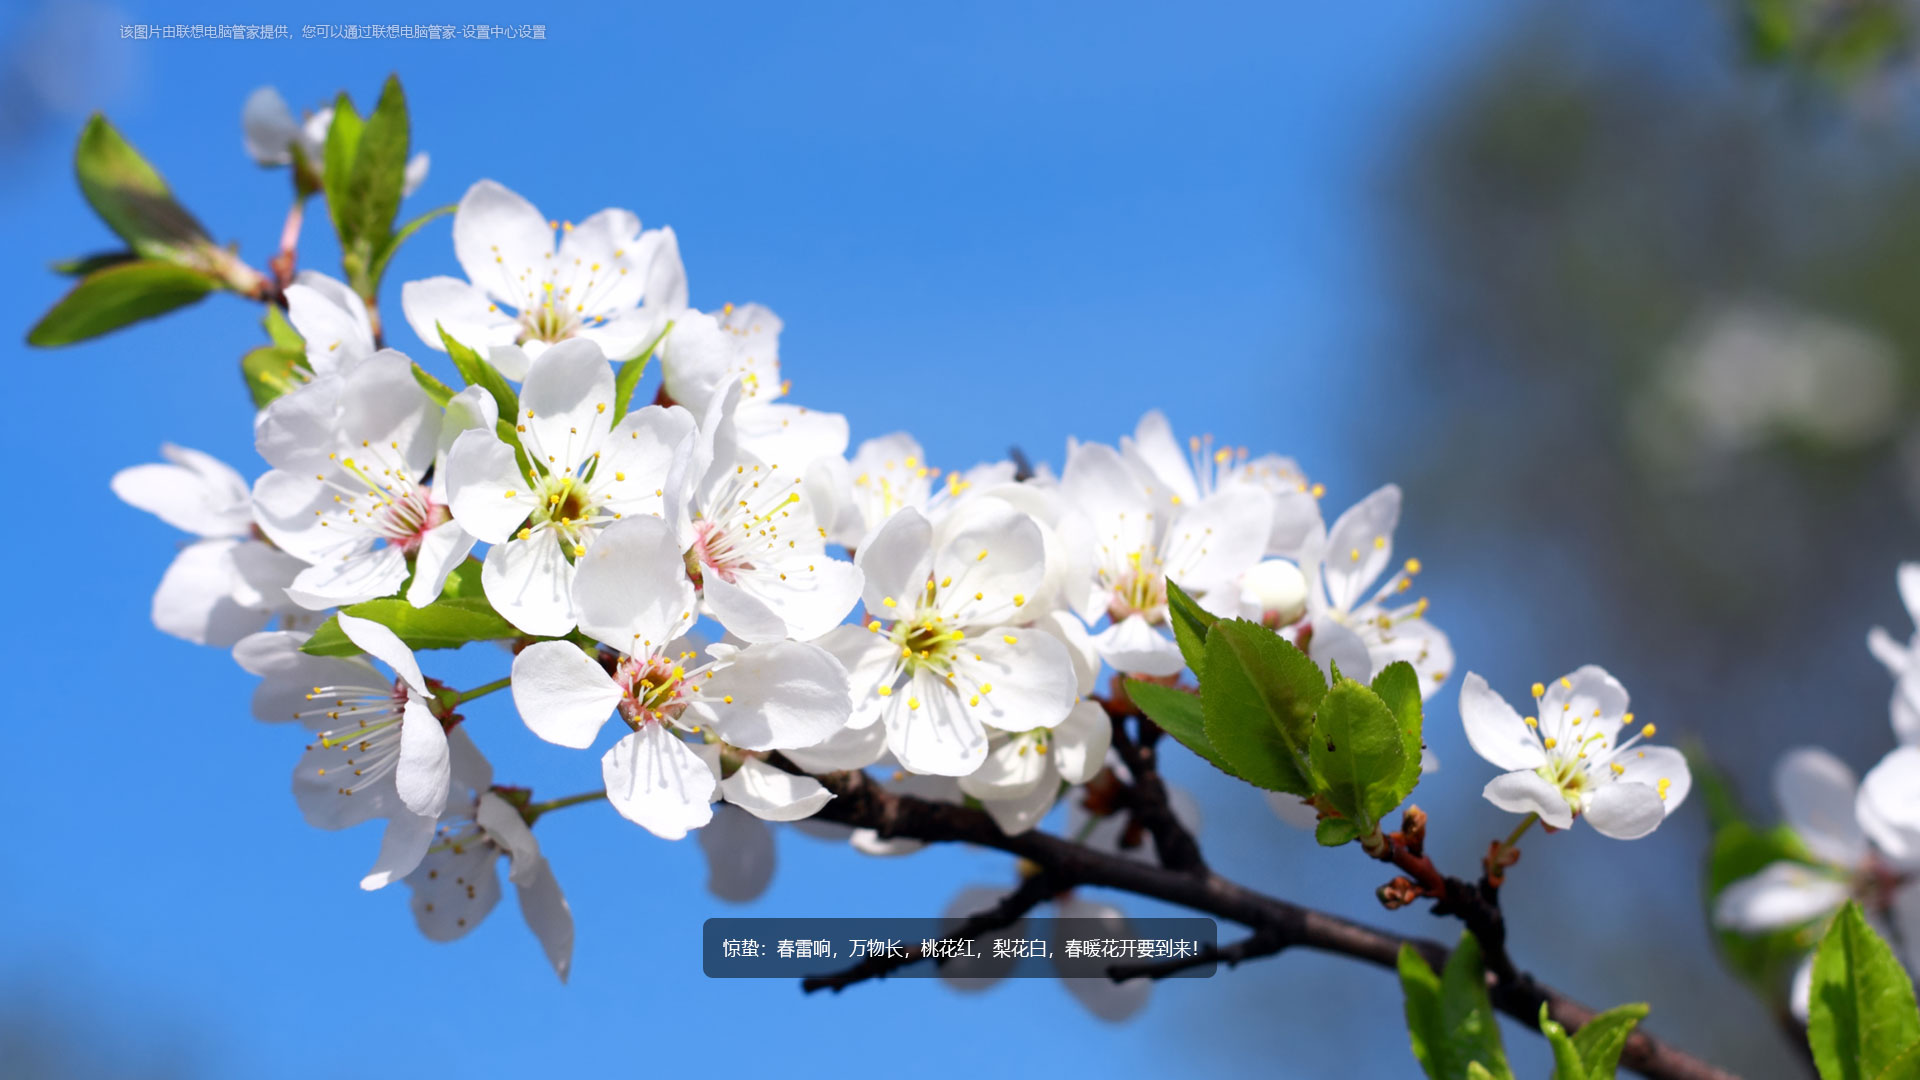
[659,303,848,467]
[1293,484,1452,697]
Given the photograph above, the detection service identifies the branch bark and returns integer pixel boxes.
[791,764,1739,1080]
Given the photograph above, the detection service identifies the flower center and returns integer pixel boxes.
[517,286,582,344]
[687,518,751,586]
[894,612,963,677]
[370,487,449,555]
[1107,550,1168,622]
[523,474,601,557]
[615,656,691,726]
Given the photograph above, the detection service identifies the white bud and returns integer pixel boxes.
[1242,559,1307,626]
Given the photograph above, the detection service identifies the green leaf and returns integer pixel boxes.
[74,114,211,264]
[321,92,364,246]
[1200,619,1324,794]
[610,320,672,424]
[1571,1002,1649,1079]
[27,259,217,346]
[369,202,454,287]
[1166,578,1219,676]
[1465,1066,1498,1080]
[1309,677,1410,837]
[1398,934,1512,1080]
[242,345,306,409]
[1372,659,1426,795]
[52,251,136,276]
[342,75,410,288]
[264,304,304,351]
[1540,1005,1587,1080]
[439,323,521,438]
[1314,817,1361,847]
[1807,901,1920,1080]
[300,562,513,656]
[412,362,456,408]
[1124,679,1242,780]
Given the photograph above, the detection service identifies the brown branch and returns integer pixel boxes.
[1099,693,1208,874]
[801,866,1067,992]
[791,765,1738,1080]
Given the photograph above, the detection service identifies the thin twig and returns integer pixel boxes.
[801,868,1067,992]
[1105,927,1287,982]
[1101,694,1208,874]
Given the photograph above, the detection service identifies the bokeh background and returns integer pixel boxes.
[3,1,1914,1076]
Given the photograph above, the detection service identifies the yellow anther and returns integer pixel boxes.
[882,597,896,608]
[908,697,921,710]
[1523,716,1537,727]
[969,695,980,706]
[1560,677,1572,689]
[868,621,882,632]
[504,490,517,498]
[1610,762,1625,776]
[1657,777,1672,799]
[1641,724,1657,738]
[1543,737,1558,749]
[1012,594,1026,607]
[877,686,892,697]
[723,695,734,704]
[977,549,988,561]
[1373,536,1386,549]
[1404,558,1422,574]
[1002,635,1018,645]
[981,682,993,693]
[1531,682,1545,699]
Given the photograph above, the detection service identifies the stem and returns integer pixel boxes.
[523,790,607,824]
[452,677,513,705]
[269,197,306,293]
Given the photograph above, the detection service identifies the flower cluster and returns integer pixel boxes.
[108,84,1694,988]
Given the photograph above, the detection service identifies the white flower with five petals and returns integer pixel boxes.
[252,351,492,611]
[1293,484,1452,697]
[1058,439,1272,677]
[444,338,694,636]
[285,271,376,378]
[1119,410,1322,557]
[508,516,851,840]
[403,735,573,982]
[401,180,684,380]
[814,502,1078,776]
[957,699,1112,834]
[659,303,848,467]
[1460,666,1690,839]
[233,615,454,889]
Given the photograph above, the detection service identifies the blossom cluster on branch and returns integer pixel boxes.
[40,74,1920,1080]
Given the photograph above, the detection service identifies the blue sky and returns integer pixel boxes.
[0,2,1643,1076]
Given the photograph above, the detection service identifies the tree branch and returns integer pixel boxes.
[1104,927,1287,982]
[801,866,1067,992]
[1100,694,1208,874]
[790,764,1739,1080]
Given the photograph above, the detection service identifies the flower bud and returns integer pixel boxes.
[1242,559,1308,627]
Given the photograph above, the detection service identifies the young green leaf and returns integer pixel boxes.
[242,344,306,409]
[1398,934,1513,1080]
[411,362,456,407]
[343,75,410,278]
[370,202,454,287]
[1539,1005,1587,1080]
[1309,677,1409,838]
[264,304,304,351]
[321,92,364,245]
[299,562,511,656]
[51,251,136,276]
[610,321,672,424]
[74,114,211,264]
[1166,578,1218,676]
[1125,678,1241,779]
[1314,817,1361,847]
[1807,900,1920,1080]
[439,323,521,434]
[1570,1002,1650,1079]
[28,259,217,346]
[1200,619,1325,794]
[1372,659,1426,794]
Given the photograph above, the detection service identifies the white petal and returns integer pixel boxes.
[595,405,696,518]
[570,515,694,654]
[955,627,1078,732]
[698,803,775,902]
[957,735,1051,802]
[253,374,342,472]
[1773,747,1867,867]
[1051,699,1113,784]
[360,809,438,890]
[780,716,890,773]
[857,507,934,616]
[112,445,252,537]
[335,612,427,693]
[1321,484,1400,612]
[930,500,1049,627]
[1859,746,1920,866]
[1583,782,1669,840]
[510,640,622,749]
[284,547,410,610]
[1036,609,1101,697]
[400,276,516,357]
[1483,770,1573,829]
[1869,626,1911,679]
[1900,562,1920,633]
[237,632,378,723]
[151,539,271,647]
[1091,613,1184,678]
[286,271,374,375]
[520,338,616,471]
[1051,897,1152,1021]
[734,401,849,467]
[602,725,717,840]
[978,767,1063,835]
[1458,672,1547,772]
[394,698,451,818]
[482,530,577,637]
[1713,863,1850,932]
[1306,616,1373,684]
[514,855,574,981]
[703,572,793,644]
[404,834,500,939]
[1540,664,1631,736]
[720,758,834,821]
[445,429,537,544]
[689,640,851,752]
[406,523,477,607]
[476,791,543,883]
[453,180,554,307]
[1267,790,1322,829]
[1159,490,1274,599]
[884,670,990,776]
[1608,744,1691,820]
[1120,409,1199,504]
[402,151,430,197]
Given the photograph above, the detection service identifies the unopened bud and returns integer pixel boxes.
[1243,559,1308,627]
